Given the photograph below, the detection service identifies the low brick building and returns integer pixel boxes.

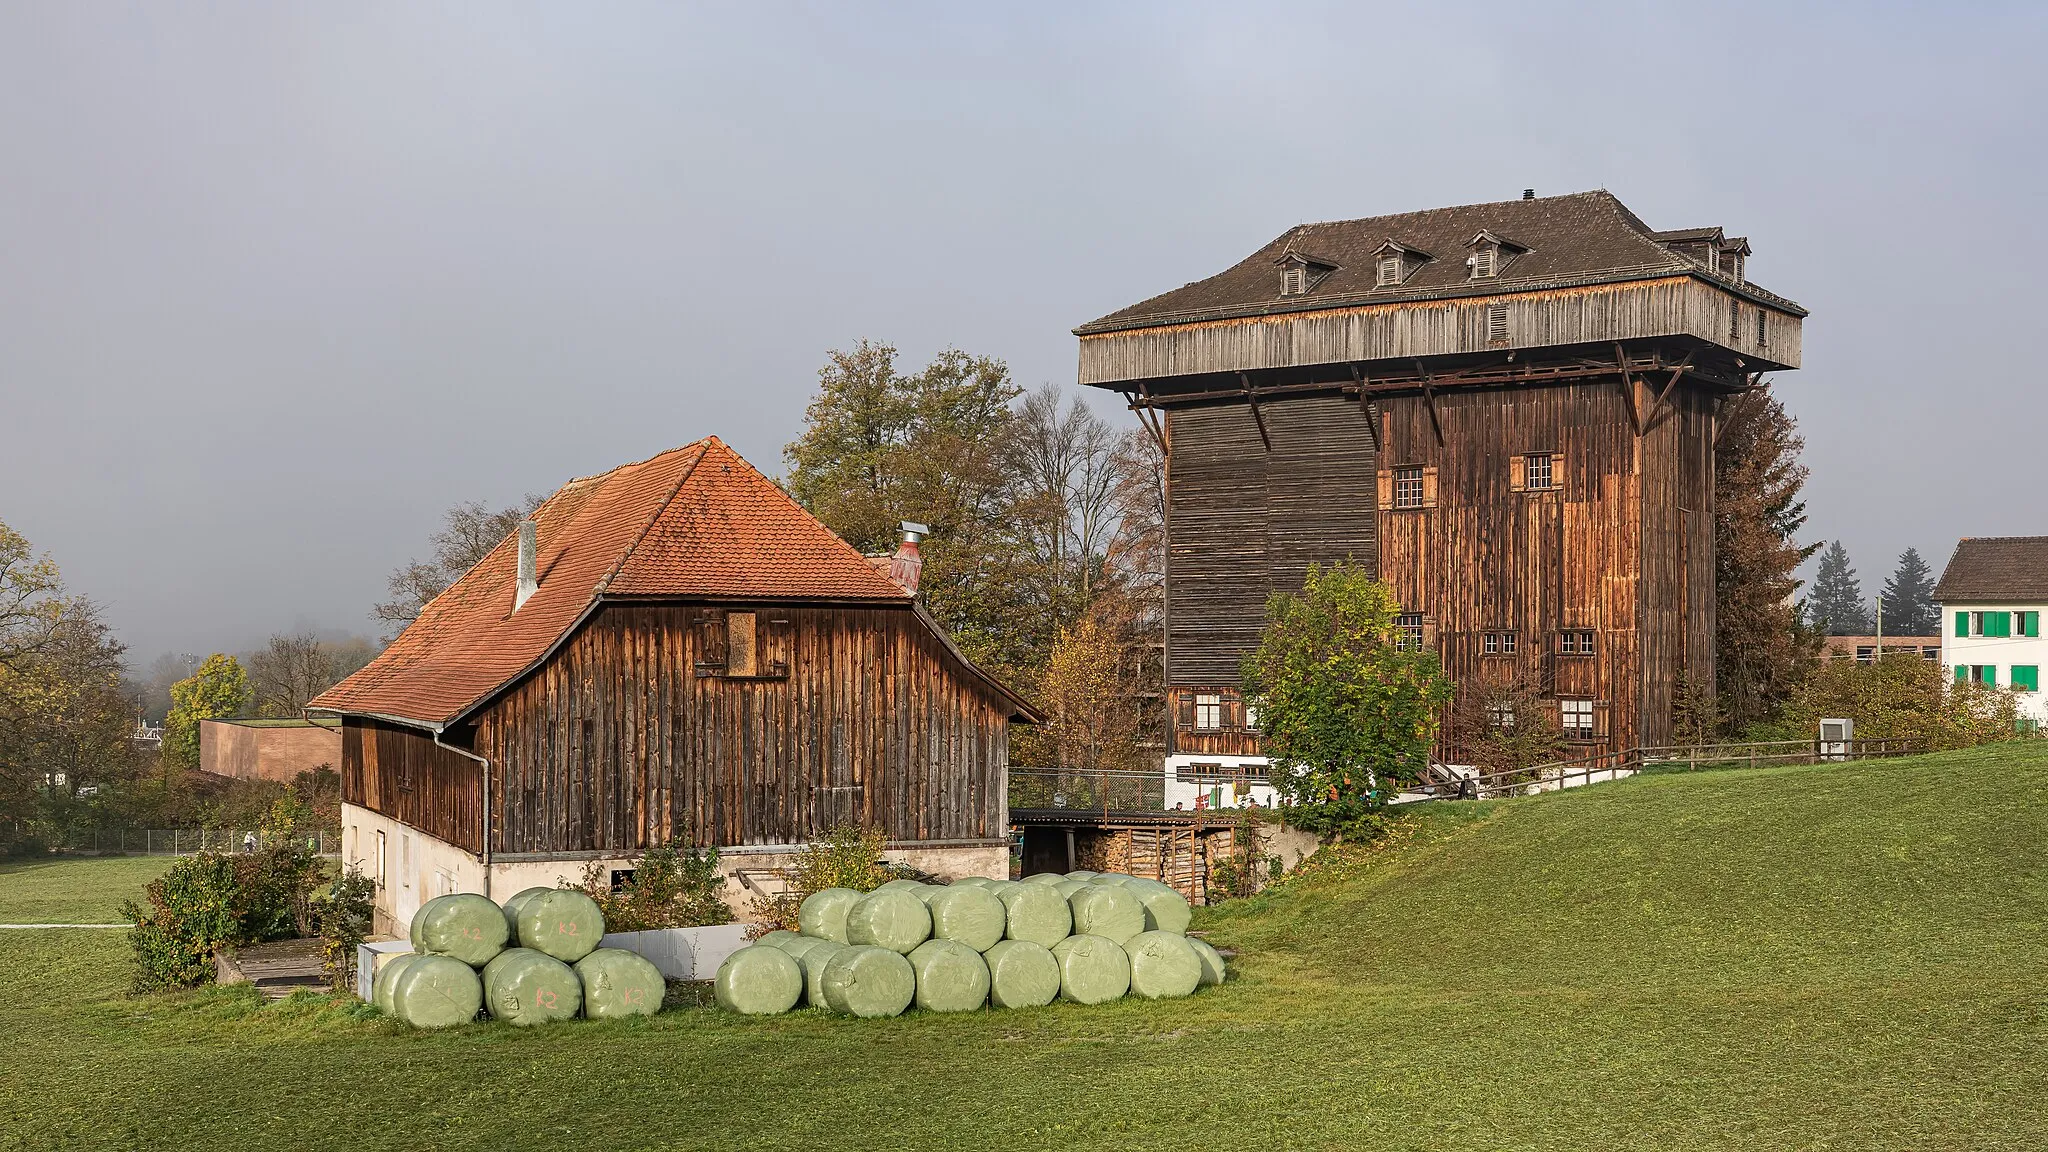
[199,718,343,783]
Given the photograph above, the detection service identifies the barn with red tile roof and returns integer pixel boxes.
[311,437,1037,929]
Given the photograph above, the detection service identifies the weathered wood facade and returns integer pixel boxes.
[1077,192,1804,763]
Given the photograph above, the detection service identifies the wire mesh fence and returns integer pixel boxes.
[1008,767,1165,812]
[51,828,340,856]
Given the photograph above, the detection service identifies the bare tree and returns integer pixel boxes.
[372,495,544,638]
[1016,385,1126,631]
[249,632,337,717]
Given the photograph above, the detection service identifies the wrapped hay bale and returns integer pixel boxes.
[927,886,1006,952]
[575,948,665,1019]
[798,887,863,943]
[483,947,583,1025]
[768,934,828,962]
[1126,881,1192,935]
[845,888,931,954]
[820,945,917,1018]
[391,953,484,1029]
[997,881,1072,948]
[373,952,425,1015]
[514,889,606,962]
[907,884,946,905]
[755,929,801,947]
[1021,872,1066,886]
[500,886,553,937]
[1187,937,1227,986]
[1052,879,1090,899]
[907,939,990,1012]
[713,945,804,1015]
[410,893,510,968]
[985,880,1021,901]
[796,939,848,1006]
[1088,873,1135,887]
[1068,884,1145,946]
[1050,934,1130,1005]
[1124,931,1202,999]
[948,875,995,889]
[875,878,925,893]
[1063,869,1099,881]
[982,940,1060,1009]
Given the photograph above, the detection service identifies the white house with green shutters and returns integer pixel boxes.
[1933,537,2048,724]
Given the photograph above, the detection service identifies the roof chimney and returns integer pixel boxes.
[1522,188,1535,200]
[888,521,927,595]
[515,520,538,610]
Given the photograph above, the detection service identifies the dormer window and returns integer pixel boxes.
[1464,230,1525,281]
[1470,246,1497,279]
[1377,256,1402,286]
[1728,254,1745,283]
[1371,240,1430,289]
[1274,251,1336,298]
[1707,246,1721,274]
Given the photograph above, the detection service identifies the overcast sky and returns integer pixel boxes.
[2,2,2043,664]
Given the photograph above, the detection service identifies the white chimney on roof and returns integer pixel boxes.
[888,521,927,595]
[515,520,538,610]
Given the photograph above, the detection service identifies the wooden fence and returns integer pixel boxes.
[1410,738,1929,802]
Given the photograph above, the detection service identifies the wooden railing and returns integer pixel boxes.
[1407,738,1929,802]
[1008,766,1165,814]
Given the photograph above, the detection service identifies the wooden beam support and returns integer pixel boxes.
[1131,384,1169,456]
[1241,372,1271,451]
[1615,343,1642,437]
[1713,373,1765,448]
[1417,360,1444,447]
[1351,365,1383,454]
[1644,350,1697,433]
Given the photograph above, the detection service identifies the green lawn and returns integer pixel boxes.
[4,746,2044,1151]
[0,855,170,922]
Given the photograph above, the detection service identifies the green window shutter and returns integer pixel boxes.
[1957,612,1970,637]
[2028,612,2041,637]
[1993,611,2013,637]
[1956,665,1968,685]
[1985,666,1998,686]
[2015,666,2039,692]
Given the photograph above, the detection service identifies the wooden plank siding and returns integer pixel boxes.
[460,602,1011,855]
[1079,277,1800,389]
[340,720,484,854]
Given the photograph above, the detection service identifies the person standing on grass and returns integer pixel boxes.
[242,831,257,853]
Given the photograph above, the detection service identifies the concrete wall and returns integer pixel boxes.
[343,803,1012,937]
[201,720,342,784]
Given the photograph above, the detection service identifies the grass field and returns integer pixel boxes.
[4,745,2044,1151]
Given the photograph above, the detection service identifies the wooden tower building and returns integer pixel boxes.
[1073,191,1805,787]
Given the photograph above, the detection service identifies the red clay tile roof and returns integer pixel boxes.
[308,437,1030,729]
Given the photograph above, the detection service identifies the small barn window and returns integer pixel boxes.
[1487,303,1509,343]
[1488,701,1516,730]
[1707,246,1721,274]
[1194,693,1222,730]
[1523,453,1554,491]
[1377,256,1402,286]
[1558,630,1597,656]
[1560,698,1595,740]
[373,830,387,888]
[1729,298,1741,341]
[1394,614,1425,652]
[1483,631,1517,655]
[1729,254,1745,283]
[1393,466,1426,508]
[1756,310,1768,348]
[1470,246,1497,279]
[1280,265,1307,296]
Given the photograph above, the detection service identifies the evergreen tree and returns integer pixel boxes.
[1880,547,1939,635]
[1715,385,1822,733]
[1809,541,1871,635]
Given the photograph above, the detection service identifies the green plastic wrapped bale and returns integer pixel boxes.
[391,953,484,1029]
[1124,930,1202,999]
[1129,883,1192,935]
[983,940,1060,1009]
[1051,934,1131,1005]
[373,952,425,1015]
[997,881,1073,948]
[908,939,990,1012]
[768,934,828,962]
[713,945,804,1015]
[483,946,583,1025]
[410,893,510,967]
[1053,879,1090,899]
[575,948,665,1019]
[1088,873,1135,887]
[514,889,606,962]
[755,929,800,947]
[1021,872,1066,886]
[500,886,554,938]
[1063,869,1099,881]
[1068,884,1146,946]
[927,886,1006,952]
[985,880,1021,902]
[875,878,925,893]
[798,887,863,943]
[948,875,995,889]
[820,945,917,1018]
[796,940,848,1007]
[1187,937,1227,986]
[907,884,946,905]
[845,888,932,954]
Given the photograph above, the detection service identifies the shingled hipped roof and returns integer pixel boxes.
[1075,190,1806,336]
[1933,537,2048,603]
[310,437,1035,728]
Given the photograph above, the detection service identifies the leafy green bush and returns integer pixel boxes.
[578,839,732,932]
[310,868,375,990]
[121,807,329,991]
[746,824,893,931]
[1784,653,2020,748]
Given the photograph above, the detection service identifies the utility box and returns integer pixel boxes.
[1818,718,1854,761]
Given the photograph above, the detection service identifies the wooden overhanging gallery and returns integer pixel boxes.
[1075,191,1806,761]
[310,437,1040,884]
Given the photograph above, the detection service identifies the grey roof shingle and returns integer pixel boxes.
[1933,537,2048,602]
[1075,190,1806,335]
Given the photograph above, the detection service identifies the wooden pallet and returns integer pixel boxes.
[216,937,329,1000]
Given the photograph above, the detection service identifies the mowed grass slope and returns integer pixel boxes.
[5,746,2045,1152]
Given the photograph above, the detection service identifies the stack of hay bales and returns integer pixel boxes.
[375,887,664,1028]
[714,870,1227,1018]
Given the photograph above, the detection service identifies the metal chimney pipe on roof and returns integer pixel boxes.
[889,520,928,595]
[515,520,538,611]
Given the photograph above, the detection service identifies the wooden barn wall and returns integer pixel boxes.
[468,604,1010,855]
[1164,687,1262,757]
[1164,393,1377,687]
[341,719,483,854]
[1079,277,1801,387]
